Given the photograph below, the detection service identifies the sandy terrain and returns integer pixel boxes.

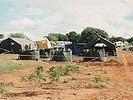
[0,49,133,100]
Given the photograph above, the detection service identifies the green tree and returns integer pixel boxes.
[57,33,69,41]
[126,37,133,44]
[81,27,109,42]
[66,31,79,43]
[0,34,4,39]
[47,33,58,41]
[109,36,125,43]
[9,33,29,39]
[76,34,83,43]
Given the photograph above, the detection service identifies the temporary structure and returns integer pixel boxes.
[35,38,51,49]
[0,38,37,54]
[65,43,85,55]
[84,36,117,56]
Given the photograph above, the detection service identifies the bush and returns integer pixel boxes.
[64,64,79,75]
[21,66,45,95]
[0,82,13,94]
[48,66,64,81]
[48,64,80,81]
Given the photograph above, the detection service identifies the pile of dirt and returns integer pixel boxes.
[104,59,124,66]
[89,61,103,66]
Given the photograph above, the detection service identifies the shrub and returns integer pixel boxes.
[93,75,108,89]
[21,66,45,95]
[0,82,13,94]
[48,66,64,81]
[48,64,80,81]
[64,64,79,75]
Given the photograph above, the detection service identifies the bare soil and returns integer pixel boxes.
[0,49,133,100]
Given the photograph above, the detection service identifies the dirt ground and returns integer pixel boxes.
[0,49,133,100]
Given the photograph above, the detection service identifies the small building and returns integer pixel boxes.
[35,38,51,58]
[114,41,125,48]
[83,36,116,62]
[0,38,37,54]
[84,36,117,56]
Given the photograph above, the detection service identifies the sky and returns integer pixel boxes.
[0,0,133,39]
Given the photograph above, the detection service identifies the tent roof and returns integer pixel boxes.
[84,36,116,52]
[10,38,35,46]
[65,43,85,55]
[9,38,37,50]
[35,38,51,49]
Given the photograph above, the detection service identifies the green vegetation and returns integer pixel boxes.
[64,64,79,75]
[48,64,80,81]
[8,33,29,39]
[93,75,109,89]
[21,66,45,95]
[66,31,82,43]
[0,60,24,75]
[46,27,109,43]
[0,82,13,94]
[0,34,4,39]
[48,66,64,81]
[81,27,109,42]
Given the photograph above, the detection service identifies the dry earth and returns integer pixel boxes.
[0,49,133,100]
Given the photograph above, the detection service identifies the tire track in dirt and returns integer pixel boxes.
[122,51,133,83]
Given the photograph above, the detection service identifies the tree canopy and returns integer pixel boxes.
[109,36,126,43]
[47,33,58,41]
[9,33,29,39]
[57,33,69,41]
[0,34,4,39]
[126,37,133,44]
[81,27,109,42]
[45,27,132,44]
[66,31,78,43]
[47,33,69,41]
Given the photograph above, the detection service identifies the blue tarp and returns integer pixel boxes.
[65,43,84,55]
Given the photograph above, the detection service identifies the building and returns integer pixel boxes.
[0,38,37,54]
[84,36,117,57]
[114,41,125,47]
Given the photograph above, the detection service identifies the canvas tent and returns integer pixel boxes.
[0,38,37,54]
[83,36,117,56]
[65,43,85,55]
[35,38,51,49]
[35,38,52,58]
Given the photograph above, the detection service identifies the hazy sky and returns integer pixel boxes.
[0,0,133,39]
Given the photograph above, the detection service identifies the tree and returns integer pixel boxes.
[126,37,133,44]
[0,34,4,39]
[66,31,79,43]
[57,33,69,41]
[47,33,58,41]
[81,27,109,42]
[9,33,29,39]
[76,34,83,43]
[109,36,125,43]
